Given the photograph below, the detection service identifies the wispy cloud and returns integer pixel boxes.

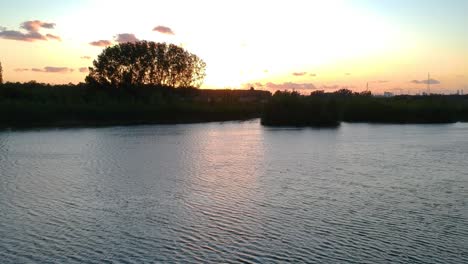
[292,72,307,76]
[80,56,92,60]
[345,73,351,76]
[0,20,60,42]
[115,33,139,43]
[265,82,318,90]
[310,73,317,77]
[89,40,112,47]
[153,25,174,35]
[45,34,61,41]
[14,68,30,72]
[410,79,441,85]
[370,80,390,84]
[31,67,74,73]
[321,85,340,90]
[245,82,355,92]
[21,20,55,32]
[79,67,89,73]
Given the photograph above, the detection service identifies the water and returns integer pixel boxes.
[0,120,467,263]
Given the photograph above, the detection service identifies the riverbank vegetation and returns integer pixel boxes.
[261,90,468,126]
[2,83,468,128]
[0,81,270,128]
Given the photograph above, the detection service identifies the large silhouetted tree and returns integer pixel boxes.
[86,41,206,89]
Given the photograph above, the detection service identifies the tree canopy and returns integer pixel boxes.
[86,41,206,89]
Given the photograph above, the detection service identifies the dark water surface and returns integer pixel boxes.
[1,120,467,263]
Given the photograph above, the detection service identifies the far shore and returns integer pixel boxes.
[1,82,468,129]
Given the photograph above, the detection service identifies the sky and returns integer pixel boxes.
[0,0,467,94]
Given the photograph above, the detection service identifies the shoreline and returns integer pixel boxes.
[2,117,466,132]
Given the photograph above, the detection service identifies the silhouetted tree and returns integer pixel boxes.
[0,61,3,84]
[358,90,372,97]
[310,90,325,96]
[86,41,206,89]
[333,88,353,96]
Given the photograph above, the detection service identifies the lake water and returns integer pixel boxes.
[0,120,467,263]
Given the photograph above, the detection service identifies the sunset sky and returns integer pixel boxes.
[0,0,467,94]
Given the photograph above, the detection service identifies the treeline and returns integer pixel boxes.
[261,90,468,126]
[0,81,269,128]
[2,82,468,129]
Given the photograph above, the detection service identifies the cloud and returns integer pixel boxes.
[345,73,351,76]
[310,73,317,77]
[153,26,174,35]
[45,34,61,41]
[14,68,30,72]
[31,67,74,73]
[370,80,390,84]
[252,82,264,87]
[0,30,47,42]
[115,33,139,43]
[79,67,89,73]
[0,20,60,42]
[410,79,441,85]
[265,82,318,90]
[21,20,55,32]
[90,40,112,47]
[245,82,356,92]
[292,72,307,76]
[321,85,340,90]
[80,56,92,60]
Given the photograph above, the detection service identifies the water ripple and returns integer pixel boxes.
[0,121,467,263]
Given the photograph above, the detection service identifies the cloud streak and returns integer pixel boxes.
[31,67,74,73]
[21,20,55,32]
[245,82,355,92]
[153,26,174,35]
[15,66,84,73]
[370,80,390,84]
[79,67,89,73]
[292,72,307,76]
[90,40,112,47]
[0,20,60,42]
[411,79,441,85]
[265,82,318,90]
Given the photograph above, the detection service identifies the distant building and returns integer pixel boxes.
[383,92,394,97]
